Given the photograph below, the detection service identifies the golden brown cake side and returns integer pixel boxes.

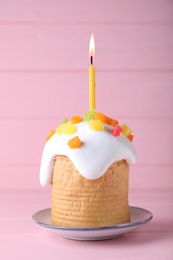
[51,155,130,227]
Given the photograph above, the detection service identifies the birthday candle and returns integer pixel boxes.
[89,34,96,110]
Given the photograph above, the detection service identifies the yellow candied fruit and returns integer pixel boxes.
[68,136,81,148]
[46,129,55,141]
[122,124,132,137]
[56,122,76,135]
[56,124,65,135]
[94,112,105,123]
[71,115,83,124]
[88,119,104,131]
[63,121,76,135]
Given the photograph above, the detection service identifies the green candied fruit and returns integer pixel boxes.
[83,110,95,121]
[61,118,69,124]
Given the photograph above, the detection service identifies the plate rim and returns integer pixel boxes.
[32,206,153,232]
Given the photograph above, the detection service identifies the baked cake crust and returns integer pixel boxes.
[51,155,130,227]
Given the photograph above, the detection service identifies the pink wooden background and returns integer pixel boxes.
[0,0,173,194]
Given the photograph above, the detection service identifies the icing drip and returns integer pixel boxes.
[40,122,137,186]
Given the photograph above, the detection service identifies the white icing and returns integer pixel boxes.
[40,121,137,186]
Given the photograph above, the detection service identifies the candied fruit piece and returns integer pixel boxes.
[83,110,95,121]
[105,116,119,127]
[71,115,83,124]
[88,119,104,131]
[46,129,55,141]
[63,122,76,135]
[68,136,81,148]
[111,125,122,137]
[127,134,134,142]
[56,124,65,135]
[94,112,105,123]
[122,124,132,137]
[61,118,69,124]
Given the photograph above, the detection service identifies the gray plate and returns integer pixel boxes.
[32,206,153,241]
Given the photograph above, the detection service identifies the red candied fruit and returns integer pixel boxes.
[111,125,122,137]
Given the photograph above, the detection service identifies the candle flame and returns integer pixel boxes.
[89,33,95,57]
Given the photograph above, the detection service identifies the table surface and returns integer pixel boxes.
[0,189,172,260]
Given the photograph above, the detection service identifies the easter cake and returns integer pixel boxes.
[40,112,137,227]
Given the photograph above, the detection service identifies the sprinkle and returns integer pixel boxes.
[63,122,76,135]
[71,115,83,124]
[61,118,69,124]
[68,136,81,148]
[94,112,105,123]
[46,129,55,141]
[127,134,134,142]
[56,121,76,135]
[83,110,95,121]
[88,119,104,131]
[122,124,132,137]
[56,124,65,135]
[105,116,119,127]
[111,125,122,137]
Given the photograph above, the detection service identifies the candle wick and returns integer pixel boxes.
[90,56,93,65]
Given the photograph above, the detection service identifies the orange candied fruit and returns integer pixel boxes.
[127,134,134,142]
[71,115,83,124]
[46,129,55,142]
[67,136,81,149]
[105,116,119,127]
[94,112,105,123]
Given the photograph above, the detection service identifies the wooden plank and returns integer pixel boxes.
[0,118,172,166]
[130,165,173,191]
[0,72,172,118]
[133,118,173,165]
[0,23,173,70]
[0,0,172,22]
[0,166,42,191]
